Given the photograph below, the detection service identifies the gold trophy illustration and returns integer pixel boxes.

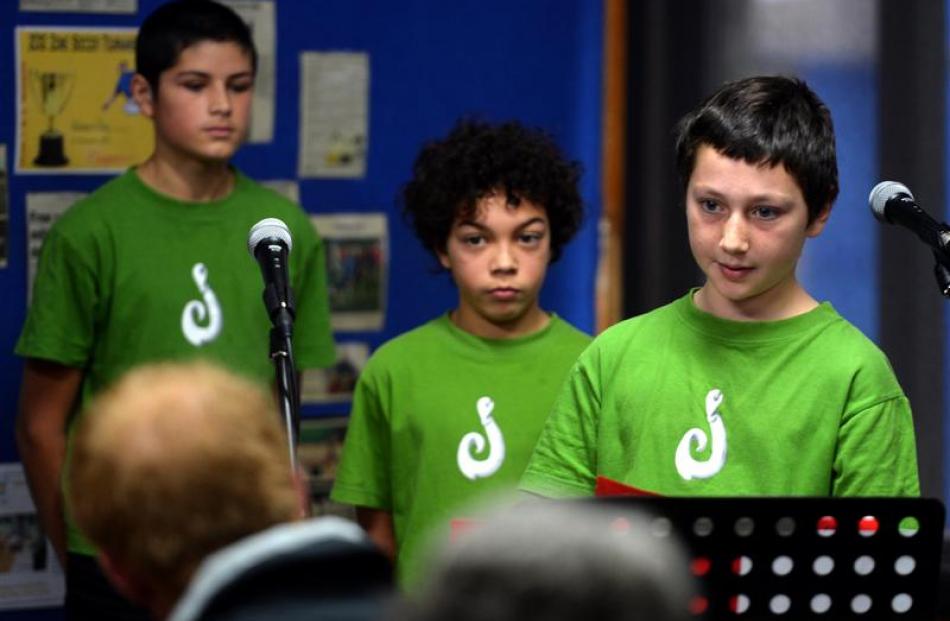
[30,70,75,167]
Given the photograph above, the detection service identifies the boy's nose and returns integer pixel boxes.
[720,215,750,254]
[209,83,232,115]
[490,243,518,273]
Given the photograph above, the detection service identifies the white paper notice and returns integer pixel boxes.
[300,341,370,404]
[0,463,65,610]
[26,192,85,304]
[222,0,276,143]
[0,145,8,269]
[19,0,137,12]
[311,213,387,331]
[298,52,369,178]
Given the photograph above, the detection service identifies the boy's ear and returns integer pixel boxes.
[806,204,832,238]
[436,248,451,270]
[130,74,155,118]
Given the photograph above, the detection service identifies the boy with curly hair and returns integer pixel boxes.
[521,75,919,499]
[331,120,591,584]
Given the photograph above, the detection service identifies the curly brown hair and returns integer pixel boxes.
[402,119,584,263]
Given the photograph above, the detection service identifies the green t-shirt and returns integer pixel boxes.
[330,314,590,584]
[521,291,920,498]
[16,168,336,553]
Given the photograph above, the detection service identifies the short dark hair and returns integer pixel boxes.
[402,120,584,263]
[675,76,839,224]
[135,0,257,94]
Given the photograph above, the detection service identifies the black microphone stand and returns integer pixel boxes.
[265,283,300,470]
[928,224,950,298]
[933,250,950,298]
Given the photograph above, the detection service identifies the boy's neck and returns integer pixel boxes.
[693,281,819,322]
[136,155,235,202]
[449,305,551,340]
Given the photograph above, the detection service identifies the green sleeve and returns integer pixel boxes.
[330,365,392,509]
[520,347,601,498]
[832,395,920,496]
[288,210,335,370]
[15,223,99,367]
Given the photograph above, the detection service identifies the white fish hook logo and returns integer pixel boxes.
[181,263,223,346]
[457,396,506,481]
[675,389,727,481]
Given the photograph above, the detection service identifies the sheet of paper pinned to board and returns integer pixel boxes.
[0,462,65,610]
[300,341,370,405]
[311,212,387,331]
[26,192,86,305]
[15,27,152,174]
[18,0,137,13]
[298,52,369,179]
[0,145,8,269]
[221,0,276,143]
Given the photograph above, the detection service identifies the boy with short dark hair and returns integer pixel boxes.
[331,120,591,585]
[521,76,919,499]
[15,1,334,617]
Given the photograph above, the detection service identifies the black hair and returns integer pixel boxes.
[135,0,257,94]
[402,119,584,263]
[675,75,839,223]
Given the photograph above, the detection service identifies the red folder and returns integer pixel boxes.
[594,475,661,497]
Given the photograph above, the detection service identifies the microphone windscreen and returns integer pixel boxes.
[868,181,913,222]
[248,218,293,257]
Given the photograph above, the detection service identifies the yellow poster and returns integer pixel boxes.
[16,27,153,174]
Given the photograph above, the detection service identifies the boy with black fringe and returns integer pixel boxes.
[15,2,334,617]
[522,76,919,499]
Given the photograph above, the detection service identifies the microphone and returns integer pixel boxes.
[248,218,296,333]
[868,181,950,255]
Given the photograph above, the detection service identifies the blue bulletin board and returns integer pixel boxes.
[0,2,603,617]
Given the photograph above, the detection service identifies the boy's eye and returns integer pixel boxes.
[519,232,544,245]
[462,235,485,247]
[698,199,722,213]
[752,206,779,220]
[182,81,206,92]
[229,81,253,93]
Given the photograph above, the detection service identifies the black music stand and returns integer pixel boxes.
[591,497,944,620]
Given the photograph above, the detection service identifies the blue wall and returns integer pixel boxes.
[0,2,603,618]
[797,64,878,340]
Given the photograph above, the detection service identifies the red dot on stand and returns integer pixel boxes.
[817,515,837,536]
[689,596,709,615]
[858,515,879,537]
[691,557,711,577]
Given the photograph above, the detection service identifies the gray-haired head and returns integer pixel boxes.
[401,499,695,621]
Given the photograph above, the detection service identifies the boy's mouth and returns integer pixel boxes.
[717,262,753,280]
[205,126,234,137]
[488,287,520,301]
